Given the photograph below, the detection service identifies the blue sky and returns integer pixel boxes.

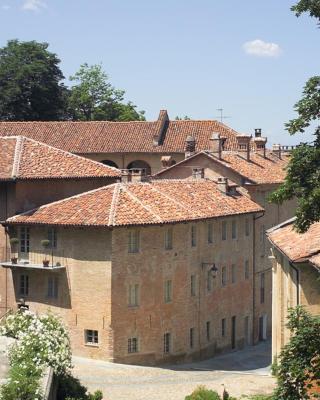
[0,0,318,145]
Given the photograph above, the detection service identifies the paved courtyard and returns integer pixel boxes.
[73,341,275,400]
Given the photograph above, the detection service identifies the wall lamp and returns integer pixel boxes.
[202,263,218,278]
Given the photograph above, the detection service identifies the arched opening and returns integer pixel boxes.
[101,160,119,168]
[127,160,151,176]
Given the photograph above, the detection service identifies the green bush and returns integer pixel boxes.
[57,374,103,400]
[185,385,221,400]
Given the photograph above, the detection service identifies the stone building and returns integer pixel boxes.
[152,137,297,342]
[2,179,263,364]
[0,136,120,317]
[267,218,320,361]
[0,110,252,174]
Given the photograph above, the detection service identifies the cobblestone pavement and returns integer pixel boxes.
[73,341,275,400]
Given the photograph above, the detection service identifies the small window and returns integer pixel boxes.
[231,264,236,284]
[128,337,139,353]
[260,273,265,304]
[190,328,195,348]
[164,280,172,303]
[245,218,250,237]
[128,230,140,253]
[191,275,196,296]
[47,276,58,298]
[221,266,227,287]
[163,332,171,353]
[232,220,237,239]
[206,321,211,341]
[19,227,30,254]
[85,329,98,345]
[128,284,140,307]
[47,227,57,248]
[19,274,29,296]
[207,222,213,244]
[222,221,227,241]
[164,227,173,250]
[245,260,250,280]
[221,318,226,337]
[207,270,213,292]
[191,225,197,247]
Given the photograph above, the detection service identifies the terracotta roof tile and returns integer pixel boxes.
[0,136,121,180]
[267,219,320,266]
[7,180,263,227]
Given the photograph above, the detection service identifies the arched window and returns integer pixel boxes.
[101,160,119,168]
[127,160,151,175]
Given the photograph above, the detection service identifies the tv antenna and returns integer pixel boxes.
[215,108,231,123]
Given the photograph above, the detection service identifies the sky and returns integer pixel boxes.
[0,0,318,145]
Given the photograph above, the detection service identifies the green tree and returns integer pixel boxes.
[68,63,145,121]
[274,306,320,400]
[0,40,68,121]
[270,1,320,233]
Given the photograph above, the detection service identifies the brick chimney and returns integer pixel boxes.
[153,110,169,146]
[161,155,175,169]
[217,177,228,194]
[185,136,196,158]
[253,129,267,158]
[272,144,282,159]
[209,133,225,159]
[236,135,251,161]
[192,168,205,180]
[130,169,144,182]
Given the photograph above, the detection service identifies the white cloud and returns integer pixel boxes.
[242,39,282,57]
[22,0,46,11]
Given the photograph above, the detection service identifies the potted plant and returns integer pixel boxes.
[9,237,19,264]
[41,239,50,267]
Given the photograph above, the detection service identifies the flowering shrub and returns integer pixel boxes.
[0,310,72,375]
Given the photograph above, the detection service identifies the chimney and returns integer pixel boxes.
[254,128,262,138]
[121,170,131,183]
[161,155,174,169]
[185,135,196,158]
[153,134,160,146]
[254,136,267,158]
[192,168,205,180]
[130,169,144,182]
[272,144,282,159]
[209,133,224,159]
[154,110,169,146]
[217,177,228,194]
[236,135,251,161]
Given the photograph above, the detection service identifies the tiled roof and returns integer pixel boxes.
[0,136,121,180]
[0,111,246,154]
[6,180,263,227]
[154,150,288,184]
[267,218,320,267]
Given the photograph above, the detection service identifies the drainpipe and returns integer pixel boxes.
[289,262,300,306]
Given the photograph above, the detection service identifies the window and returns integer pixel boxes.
[207,270,213,292]
[207,222,213,244]
[245,218,250,237]
[191,225,197,247]
[164,227,173,250]
[245,260,250,280]
[164,280,172,303]
[231,264,236,284]
[190,328,195,348]
[260,273,265,304]
[206,321,211,341]
[47,276,58,298]
[222,221,227,240]
[19,274,29,296]
[163,332,171,353]
[85,330,98,345]
[191,275,196,296]
[221,318,226,337]
[128,230,140,253]
[128,284,139,306]
[221,266,227,287]
[128,337,138,353]
[19,227,30,254]
[47,227,57,248]
[232,220,237,239]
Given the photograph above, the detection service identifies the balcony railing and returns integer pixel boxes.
[1,248,67,270]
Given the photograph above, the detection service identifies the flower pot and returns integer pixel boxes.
[11,257,18,264]
[43,260,50,267]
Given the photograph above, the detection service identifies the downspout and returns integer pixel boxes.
[289,262,300,306]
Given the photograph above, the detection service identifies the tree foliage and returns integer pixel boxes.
[274,306,320,400]
[270,1,320,232]
[0,40,67,121]
[68,63,145,121]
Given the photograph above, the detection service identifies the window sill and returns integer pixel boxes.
[85,343,99,348]
[128,305,140,309]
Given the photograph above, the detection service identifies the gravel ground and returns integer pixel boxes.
[73,341,275,400]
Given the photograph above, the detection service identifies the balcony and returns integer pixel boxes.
[1,248,67,271]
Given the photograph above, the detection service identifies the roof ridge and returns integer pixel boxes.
[108,184,121,226]
[123,185,163,223]
[11,136,24,178]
